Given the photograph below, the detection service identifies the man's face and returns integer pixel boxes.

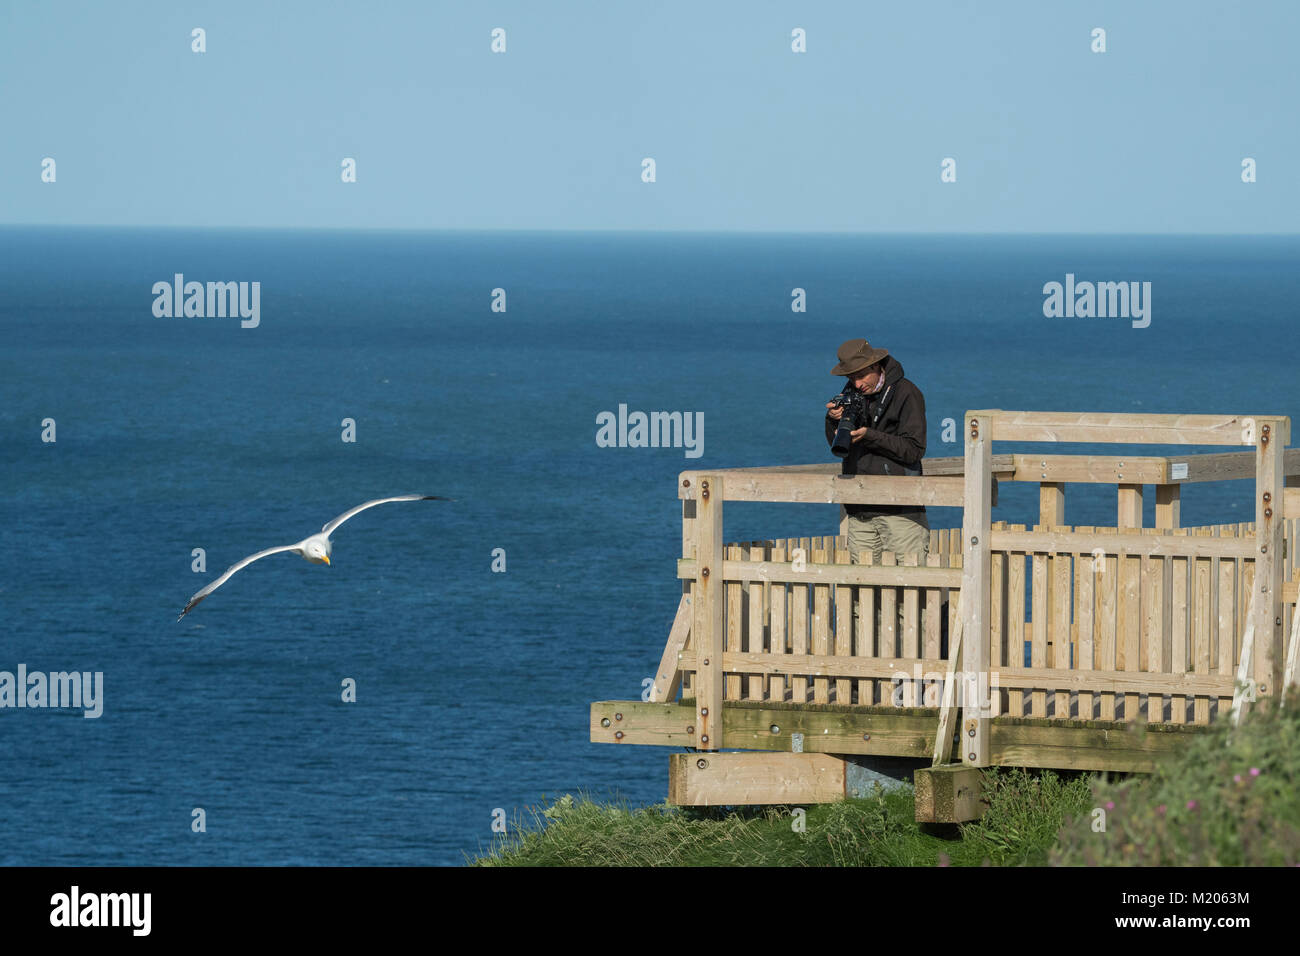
[848,363,883,394]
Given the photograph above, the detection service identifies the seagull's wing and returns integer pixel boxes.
[321,495,449,536]
[178,544,303,621]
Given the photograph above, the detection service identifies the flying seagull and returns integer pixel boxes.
[178,495,449,621]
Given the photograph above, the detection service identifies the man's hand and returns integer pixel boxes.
[825,401,843,421]
[851,427,868,443]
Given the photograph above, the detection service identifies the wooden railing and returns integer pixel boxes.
[653,410,1300,768]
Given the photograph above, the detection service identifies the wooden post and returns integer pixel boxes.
[1253,418,1288,703]
[1118,484,1143,529]
[1039,482,1065,527]
[693,474,725,751]
[1155,485,1181,529]
[962,413,992,766]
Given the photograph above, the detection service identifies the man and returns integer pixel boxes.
[824,338,930,562]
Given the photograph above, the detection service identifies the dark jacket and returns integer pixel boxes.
[824,355,928,520]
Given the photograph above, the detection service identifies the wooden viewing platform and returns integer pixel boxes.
[591,411,1300,820]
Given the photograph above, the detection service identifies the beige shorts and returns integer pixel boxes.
[846,513,931,563]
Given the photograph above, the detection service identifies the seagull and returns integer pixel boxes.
[178,495,449,621]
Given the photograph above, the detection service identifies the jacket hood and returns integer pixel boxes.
[882,355,905,387]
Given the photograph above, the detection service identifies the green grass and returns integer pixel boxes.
[1050,691,1300,866]
[469,767,1095,867]
[475,693,1300,866]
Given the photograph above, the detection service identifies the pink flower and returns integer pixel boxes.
[1187,800,1198,811]
[937,852,950,867]
[1234,774,1242,783]
[1156,804,1166,815]
[1250,767,1260,776]
[1105,801,1114,810]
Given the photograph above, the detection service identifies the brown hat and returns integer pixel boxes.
[831,338,889,376]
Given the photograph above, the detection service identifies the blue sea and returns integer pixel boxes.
[2,229,1297,865]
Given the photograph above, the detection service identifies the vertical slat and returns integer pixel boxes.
[1051,540,1071,718]
[1217,556,1237,718]
[856,550,876,706]
[1076,531,1096,719]
[1119,550,1141,720]
[770,545,786,703]
[748,543,766,701]
[834,547,852,704]
[989,547,1005,716]
[1142,550,1165,722]
[726,544,743,701]
[903,552,921,707]
[1007,527,1026,717]
[879,552,898,663]
[1098,537,1118,721]
[925,552,945,708]
[1030,529,1048,718]
[1170,552,1189,724]
[791,540,809,704]
[812,547,830,704]
[1238,557,1256,703]
[1193,529,1212,725]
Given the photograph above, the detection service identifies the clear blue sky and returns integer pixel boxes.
[2,0,1295,232]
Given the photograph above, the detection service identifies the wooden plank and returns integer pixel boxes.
[982,410,1265,446]
[692,475,725,750]
[1031,534,1048,718]
[676,472,967,507]
[963,413,992,766]
[1118,485,1144,530]
[769,545,787,703]
[1007,530,1026,717]
[668,752,850,806]
[1014,455,1166,484]
[1051,540,1072,718]
[1098,540,1118,720]
[989,547,1005,716]
[1077,531,1096,719]
[1193,530,1212,725]
[903,553,921,706]
[1164,447,1300,483]
[791,539,809,704]
[726,545,743,701]
[1142,553,1164,722]
[812,547,831,704]
[879,552,898,662]
[1170,554,1189,724]
[989,529,1255,560]
[649,594,692,703]
[856,550,876,706]
[1119,550,1141,719]
[834,547,851,704]
[675,558,962,588]
[748,544,766,701]
[1217,556,1237,718]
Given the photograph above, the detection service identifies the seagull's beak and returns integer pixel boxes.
[322,555,331,566]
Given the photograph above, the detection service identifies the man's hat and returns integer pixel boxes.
[831,338,889,376]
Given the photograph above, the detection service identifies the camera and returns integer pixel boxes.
[828,385,867,458]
